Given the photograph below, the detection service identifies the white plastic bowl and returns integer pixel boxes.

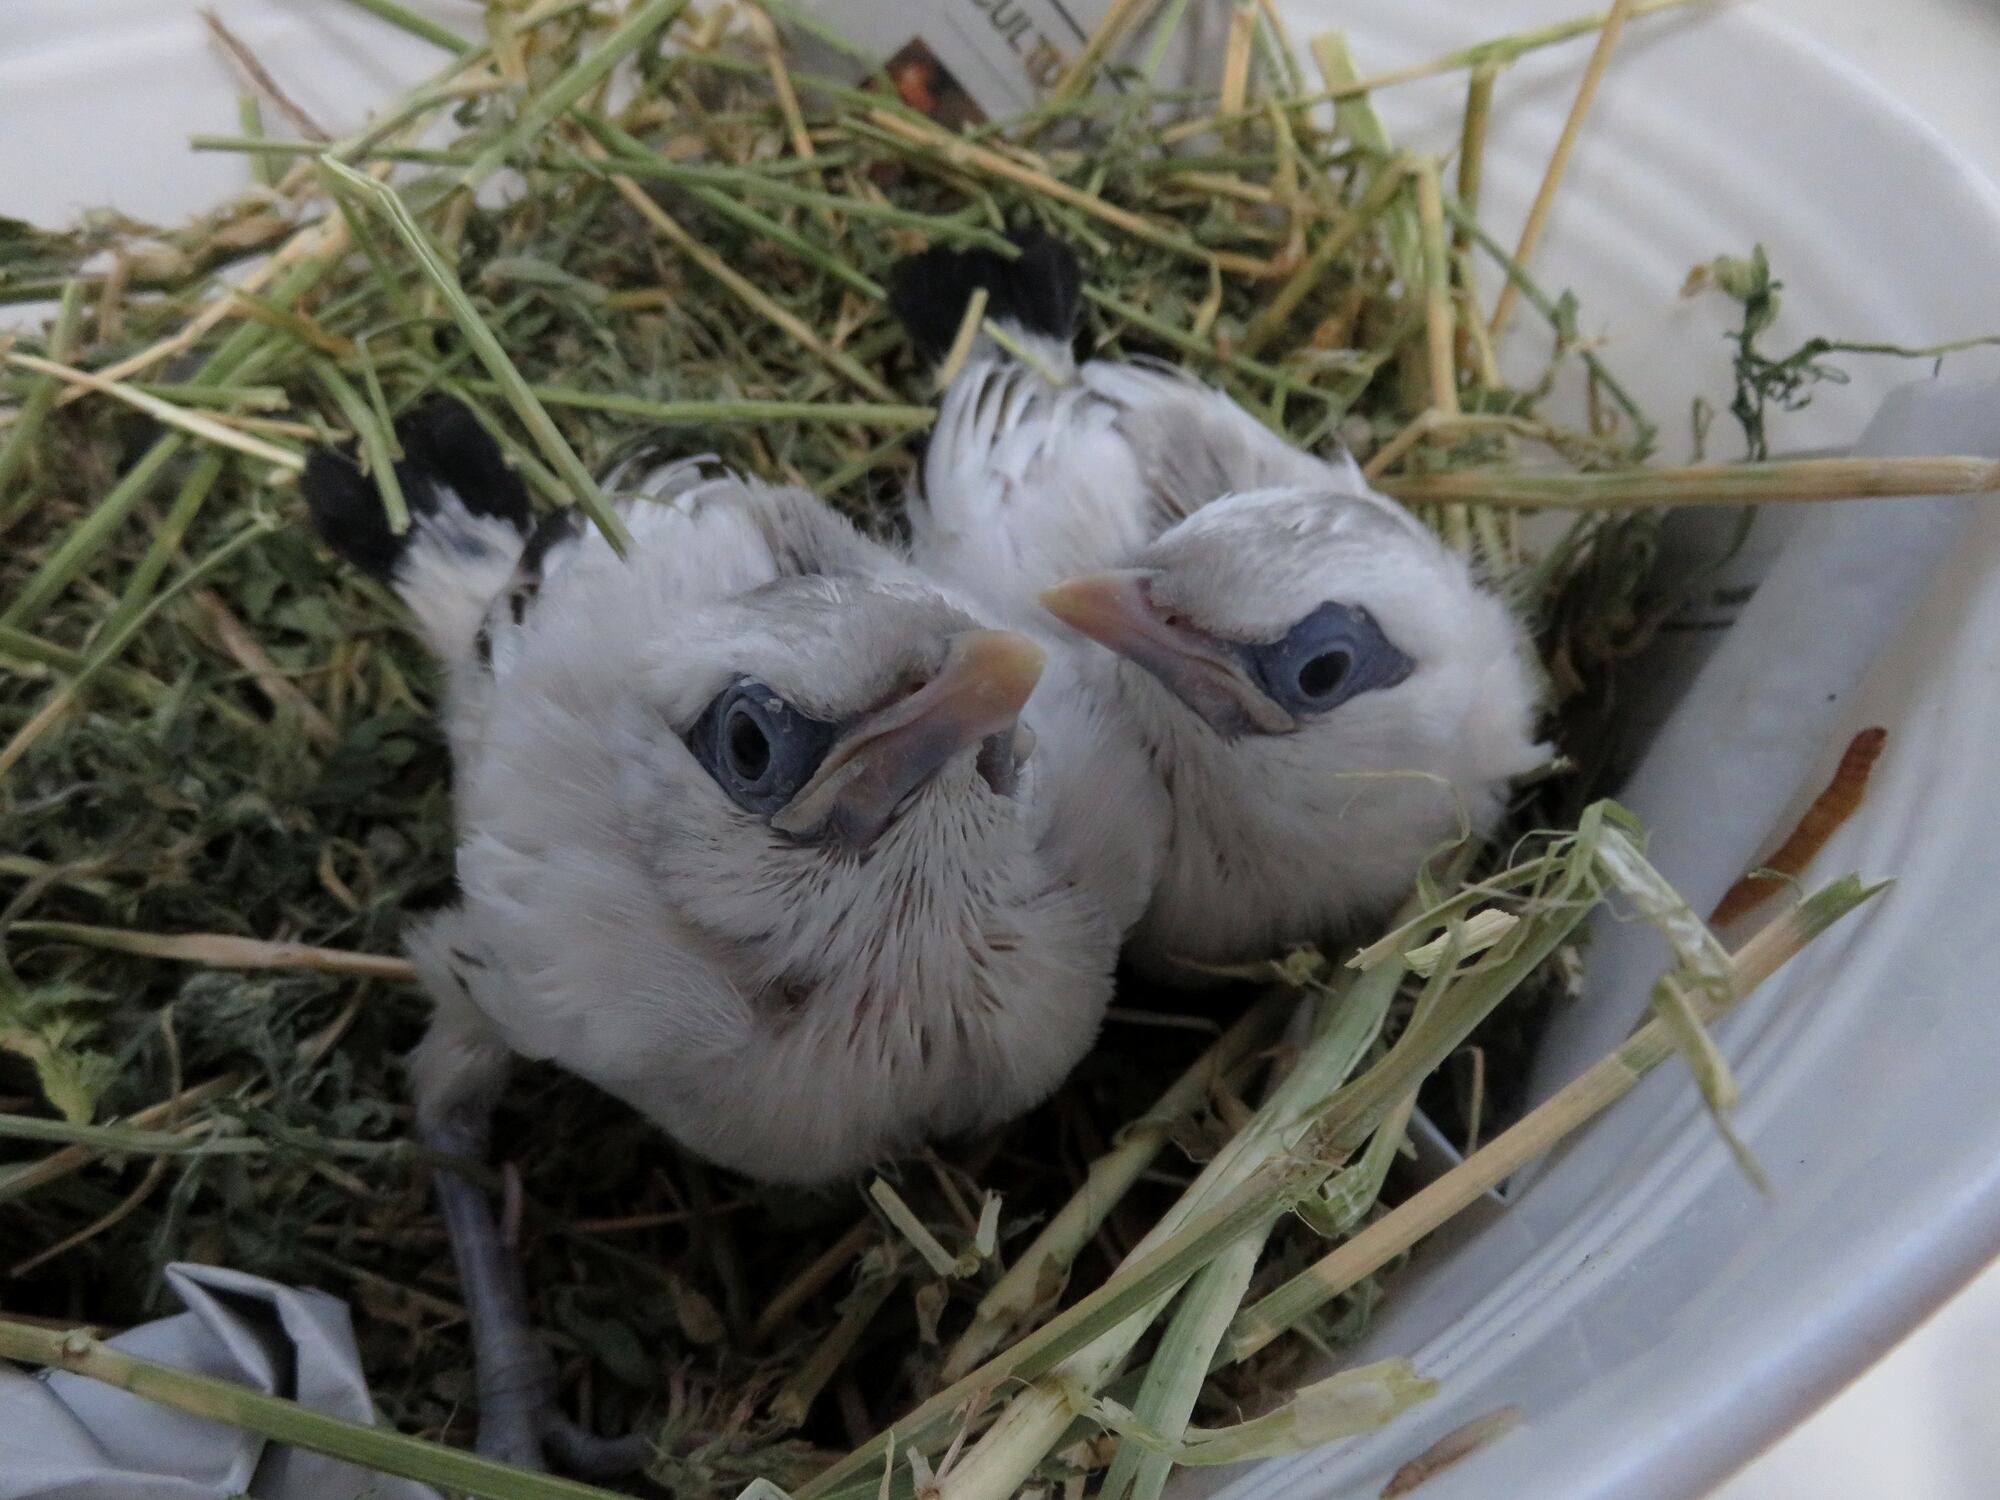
[9,5,2000,1498]
[1203,6,2000,1498]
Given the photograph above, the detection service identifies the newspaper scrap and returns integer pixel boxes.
[787,0,1229,123]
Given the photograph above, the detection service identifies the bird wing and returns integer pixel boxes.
[476,465,901,686]
[1078,359,1362,527]
[914,355,1157,609]
[417,830,753,1091]
[302,399,534,771]
[916,351,1370,616]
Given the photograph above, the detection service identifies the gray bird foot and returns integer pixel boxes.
[466,1288,651,1478]
[426,1139,652,1476]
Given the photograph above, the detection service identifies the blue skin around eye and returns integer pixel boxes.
[687,679,840,814]
[1239,601,1414,719]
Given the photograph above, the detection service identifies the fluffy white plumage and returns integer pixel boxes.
[895,236,1547,976]
[305,407,1160,1186]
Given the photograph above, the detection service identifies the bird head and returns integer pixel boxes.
[1039,485,1546,936]
[630,576,1045,874]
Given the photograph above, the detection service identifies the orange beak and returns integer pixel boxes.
[1039,570,1293,736]
[772,629,1045,845]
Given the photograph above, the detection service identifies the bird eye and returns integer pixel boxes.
[1296,650,1351,701]
[724,704,772,782]
[687,679,839,815]
[1240,602,1412,719]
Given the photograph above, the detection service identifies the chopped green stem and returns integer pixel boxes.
[943,993,1292,1381]
[461,381,933,428]
[3,439,184,628]
[335,0,473,54]
[1222,874,1881,1363]
[1384,455,2000,508]
[1443,192,1655,450]
[0,281,84,513]
[315,359,411,534]
[461,0,693,186]
[319,159,631,552]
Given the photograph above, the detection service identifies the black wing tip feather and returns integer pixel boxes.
[300,396,531,579]
[888,226,1082,366]
[301,448,406,580]
[395,396,533,533]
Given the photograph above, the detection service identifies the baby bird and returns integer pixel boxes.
[891,232,1546,977]
[303,399,1156,1468]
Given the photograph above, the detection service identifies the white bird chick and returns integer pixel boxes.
[891,232,1547,977]
[302,399,1153,1467]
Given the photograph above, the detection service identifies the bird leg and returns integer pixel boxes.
[408,970,651,1478]
[420,1101,653,1477]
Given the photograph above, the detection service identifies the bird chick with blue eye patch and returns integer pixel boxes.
[891,232,1548,978]
[301,399,1161,1471]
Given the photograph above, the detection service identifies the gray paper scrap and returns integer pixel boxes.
[0,1262,440,1500]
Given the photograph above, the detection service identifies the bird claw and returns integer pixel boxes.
[477,1421,653,1478]
[543,1419,655,1478]
[475,1399,653,1477]
[467,1325,652,1476]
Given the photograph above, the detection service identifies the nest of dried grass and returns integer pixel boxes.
[0,3,1937,1497]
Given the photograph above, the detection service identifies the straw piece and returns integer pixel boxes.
[577,138,899,405]
[1313,32,1421,288]
[0,282,84,508]
[337,0,473,55]
[56,199,359,405]
[1238,160,1408,358]
[11,922,416,980]
[1362,409,1441,483]
[459,0,692,186]
[862,110,1272,278]
[464,380,933,429]
[1,520,272,774]
[0,1075,245,1208]
[1454,64,1498,254]
[933,287,990,391]
[314,358,411,535]
[1169,0,1700,143]
[1380,455,2000,508]
[191,590,340,747]
[1488,0,1637,339]
[1413,159,1460,417]
[201,8,329,142]
[97,453,228,648]
[869,1179,963,1279]
[1218,4,1259,129]
[744,0,819,174]
[1034,0,1168,125]
[1105,950,1454,1500]
[5,353,303,471]
[1442,191,1653,445]
[909,841,1590,1500]
[576,109,1018,247]
[753,1219,875,1344]
[770,1272,897,1429]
